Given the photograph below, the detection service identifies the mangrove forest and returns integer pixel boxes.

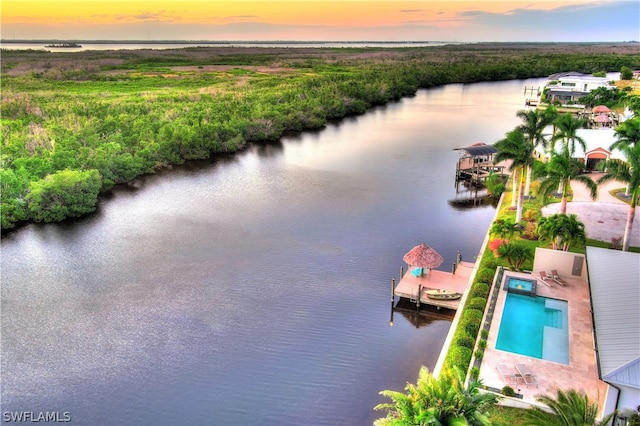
[2,42,639,230]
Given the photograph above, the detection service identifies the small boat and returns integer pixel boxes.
[424,289,462,300]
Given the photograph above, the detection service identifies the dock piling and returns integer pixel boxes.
[391,278,395,302]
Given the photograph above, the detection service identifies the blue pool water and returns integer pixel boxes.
[504,277,537,296]
[496,293,569,364]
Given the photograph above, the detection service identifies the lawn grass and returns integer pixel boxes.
[487,405,531,426]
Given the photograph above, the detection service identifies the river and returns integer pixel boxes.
[0,77,547,425]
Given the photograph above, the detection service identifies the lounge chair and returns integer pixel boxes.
[550,270,568,286]
[515,364,538,387]
[496,364,519,384]
[537,271,553,287]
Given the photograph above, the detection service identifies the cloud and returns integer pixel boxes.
[453,0,639,41]
[459,1,638,31]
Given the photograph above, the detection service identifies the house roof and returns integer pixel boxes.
[454,144,497,156]
[585,246,640,389]
[549,71,589,79]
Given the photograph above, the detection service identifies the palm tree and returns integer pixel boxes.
[494,130,535,223]
[496,241,532,269]
[610,116,640,196]
[551,113,588,156]
[537,149,598,214]
[522,389,615,426]
[598,143,640,251]
[537,213,586,251]
[374,366,500,426]
[490,218,520,240]
[515,108,557,197]
[611,116,640,151]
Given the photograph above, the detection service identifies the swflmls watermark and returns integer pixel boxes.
[2,412,71,423]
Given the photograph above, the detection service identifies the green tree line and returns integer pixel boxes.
[2,45,639,230]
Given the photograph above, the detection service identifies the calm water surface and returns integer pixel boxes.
[1,77,547,425]
[1,41,444,51]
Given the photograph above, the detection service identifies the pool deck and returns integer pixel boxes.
[479,270,609,411]
[393,261,475,311]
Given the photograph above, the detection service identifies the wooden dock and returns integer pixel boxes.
[393,261,475,311]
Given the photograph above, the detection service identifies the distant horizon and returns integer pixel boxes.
[2,1,638,43]
[2,39,638,44]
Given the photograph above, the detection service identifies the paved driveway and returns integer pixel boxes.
[540,173,639,247]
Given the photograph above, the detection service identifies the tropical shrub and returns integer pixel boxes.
[469,283,490,299]
[467,297,487,311]
[463,309,484,324]
[537,213,587,251]
[520,221,539,241]
[446,346,473,371]
[375,366,500,426]
[523,209,539,222]
[475,267,497,284]
[465,320,482,337]
[470,367,480,380]
[501,386,516,397]
[489,238,507,254]
[522,389,616,426]
[620,66,633,80]
[496,241,532,270]
[485,172,506,198]
[490,218,519,239]
[25,169,102,222]
[456,334,476,349]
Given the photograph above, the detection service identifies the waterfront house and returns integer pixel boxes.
[544,72,613,104]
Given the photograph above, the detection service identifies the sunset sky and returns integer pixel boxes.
[2,1,638,42]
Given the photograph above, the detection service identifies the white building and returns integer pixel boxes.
[536,128,627,171]
[545,72,613,104]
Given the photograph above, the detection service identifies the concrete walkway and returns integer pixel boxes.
[540,173,639,247]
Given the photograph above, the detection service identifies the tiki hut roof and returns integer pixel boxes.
[403,243,444,269]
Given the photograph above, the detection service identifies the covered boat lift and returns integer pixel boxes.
[454,143,506,187]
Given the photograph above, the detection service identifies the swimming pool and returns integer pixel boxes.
[496,293,569,364]
[503,276,537,296]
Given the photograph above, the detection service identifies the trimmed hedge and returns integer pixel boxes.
[475,267,496,284]
[455,334,476,349]
[469,282,490,299]
[462,309,484,323]
[445,346,472,371]
[467,297,487,311]
[441,265,497,376]
[463,309,484,336]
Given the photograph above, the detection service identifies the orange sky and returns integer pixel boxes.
[2,1,638,42]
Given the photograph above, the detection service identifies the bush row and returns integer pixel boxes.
[444,266,497,374]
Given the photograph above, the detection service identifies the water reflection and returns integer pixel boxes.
[392,301,455,329]
[1,77,549,425]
